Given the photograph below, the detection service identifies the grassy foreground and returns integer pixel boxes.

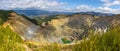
[0,25,120,51]
[0,26,25,51]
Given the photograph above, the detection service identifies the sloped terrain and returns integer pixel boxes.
[0,10,120,51]
[2,10,120,44]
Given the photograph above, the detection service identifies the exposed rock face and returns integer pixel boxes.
[3,12,45,43]
[91,15,120,33]
[3,11,120,44]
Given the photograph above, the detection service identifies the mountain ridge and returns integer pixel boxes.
[14,10,115,17]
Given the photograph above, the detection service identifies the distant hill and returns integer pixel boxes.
[14,10,72,17]
[14,10,115,17]
[78,11,114,17]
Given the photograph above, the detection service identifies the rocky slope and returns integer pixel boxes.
[1,10,120,44]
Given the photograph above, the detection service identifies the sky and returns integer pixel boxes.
[0,0,120,14]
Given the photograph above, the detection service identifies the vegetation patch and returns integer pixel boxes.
[0,26,25,51]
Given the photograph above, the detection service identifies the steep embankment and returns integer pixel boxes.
[1,10,120,44]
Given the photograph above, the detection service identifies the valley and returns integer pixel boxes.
[0,10,120,51]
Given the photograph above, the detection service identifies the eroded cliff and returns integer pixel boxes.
[2,11,120,44]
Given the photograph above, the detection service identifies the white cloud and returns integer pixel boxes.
[75,5,120,14]
[101,0,109,3]
[101,0,120,7]
[96,7,118,13]
[0,0,120,14]
[0,0,66,11]
[76,5,95,12]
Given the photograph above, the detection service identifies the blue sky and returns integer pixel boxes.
[0,0,120,14]
[58,0,103,8]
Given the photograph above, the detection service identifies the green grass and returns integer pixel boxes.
[0,26,25,51]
